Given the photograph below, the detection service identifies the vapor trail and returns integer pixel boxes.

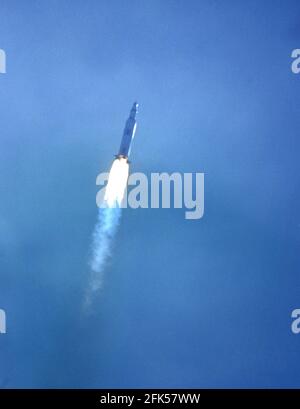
[85,158,129,307]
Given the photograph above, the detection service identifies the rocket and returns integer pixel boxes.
[116,102,138,161]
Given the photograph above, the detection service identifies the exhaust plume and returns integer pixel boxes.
[85,158,129,306]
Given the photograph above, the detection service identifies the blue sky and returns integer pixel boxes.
[0,0,300,388]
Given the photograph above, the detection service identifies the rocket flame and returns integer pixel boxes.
[85,158,129,308]
[104,158,129,207]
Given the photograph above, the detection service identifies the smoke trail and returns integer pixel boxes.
[85,158,129,307]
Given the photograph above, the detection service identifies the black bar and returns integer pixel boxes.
[0,389,299,406]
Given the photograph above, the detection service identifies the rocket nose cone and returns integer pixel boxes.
[131,102,138,115]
